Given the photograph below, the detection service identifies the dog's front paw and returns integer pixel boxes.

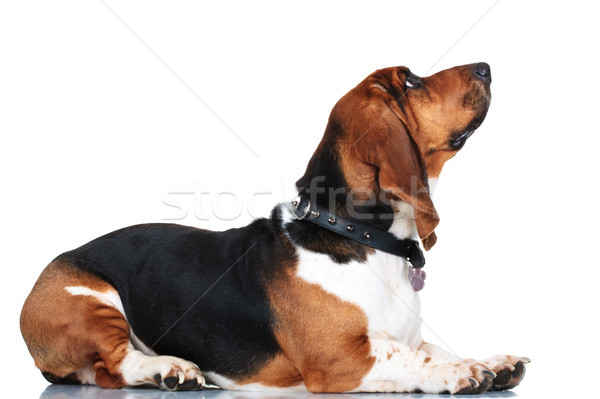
[480,354,530,391]
[420,358,494,394]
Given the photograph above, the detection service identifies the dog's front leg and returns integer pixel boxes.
[418,341,530,391]
[354,338,494,394]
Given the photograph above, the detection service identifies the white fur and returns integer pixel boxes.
[118,348,204,388]
[283,199,423,347]
[428,177,438,193]
[65,286,125,315]
[75,365,96,385]
[204,372,307,392]
[294,243,422,347]
[356,339,494,393]
[388,200,418,239]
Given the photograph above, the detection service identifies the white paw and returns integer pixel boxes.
[419,357,495,394]
[121,351,205,391]
[151,356,205,391]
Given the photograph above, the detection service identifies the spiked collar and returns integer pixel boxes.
[292,195,425,269]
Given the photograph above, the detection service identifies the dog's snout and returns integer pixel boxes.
[473,62,491,82]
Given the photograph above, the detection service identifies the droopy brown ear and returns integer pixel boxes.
[365,69,439,250]
[374,115,439,250]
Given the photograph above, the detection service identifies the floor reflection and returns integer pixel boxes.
[39,384,517,399]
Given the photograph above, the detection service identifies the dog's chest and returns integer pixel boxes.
[295,248,422,347]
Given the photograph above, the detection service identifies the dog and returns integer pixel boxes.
[20,62,529,394]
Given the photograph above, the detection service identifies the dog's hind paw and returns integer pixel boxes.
[120,351,205,391]
[150,357,205,391]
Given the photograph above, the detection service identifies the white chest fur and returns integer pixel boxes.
[295,248,422,347]
[282,199,423,348]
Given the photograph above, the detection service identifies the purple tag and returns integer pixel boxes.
[408,266,426,291]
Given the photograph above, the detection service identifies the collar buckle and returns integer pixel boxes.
[293,197,312,220]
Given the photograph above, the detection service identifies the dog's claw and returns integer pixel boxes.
[483,370,496,378]
[503,363,515,372]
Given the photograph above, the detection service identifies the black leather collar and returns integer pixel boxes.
[293,196,425,268]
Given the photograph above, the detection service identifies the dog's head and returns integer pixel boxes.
[297,63,492,250]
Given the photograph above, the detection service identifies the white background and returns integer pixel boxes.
[1,1,599,398]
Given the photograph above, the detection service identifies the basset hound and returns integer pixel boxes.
[20,62,529,394]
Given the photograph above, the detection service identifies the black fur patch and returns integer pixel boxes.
[57,217,296,381]
[42,371,79,385]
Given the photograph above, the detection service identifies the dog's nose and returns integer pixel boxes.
[473,62,491,82]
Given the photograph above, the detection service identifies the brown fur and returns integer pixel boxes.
[257,260,374,392]
[239,353,303,388]
[312,65,490,251]
[20,260,130,388]
[405,66,490,177]
[335,86,440,249]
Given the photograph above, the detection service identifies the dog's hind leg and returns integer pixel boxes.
[20,260,204,390]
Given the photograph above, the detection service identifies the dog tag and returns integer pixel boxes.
[408,266,426,291]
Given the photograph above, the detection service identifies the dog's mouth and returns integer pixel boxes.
[449,129,476,150]
[448,98,490,151]
[448,80,491,151]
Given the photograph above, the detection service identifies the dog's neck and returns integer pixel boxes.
[293,124,438,259]
[296,188,395,230]
[388,177,437,240]
[287,177,426,263]
[388,200,418,240]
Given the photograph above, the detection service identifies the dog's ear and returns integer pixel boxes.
[368,69,439,250]
[374,117,439,250]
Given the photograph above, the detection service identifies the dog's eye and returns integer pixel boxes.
[405,75,421,89]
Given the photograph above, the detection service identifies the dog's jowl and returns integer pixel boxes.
[21,63,529,394]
